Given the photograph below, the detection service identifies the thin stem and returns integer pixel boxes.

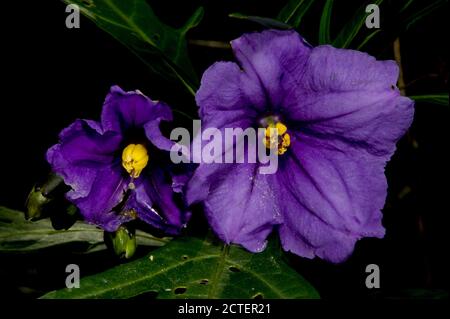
[189,39,231,50]
[393,37,406,96]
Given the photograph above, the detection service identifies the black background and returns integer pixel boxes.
[0,0,448,299]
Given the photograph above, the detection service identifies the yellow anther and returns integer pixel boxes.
[121,144,149,178]
[279,133,290,155]
[263,121,291,155]
[275,122,287,135]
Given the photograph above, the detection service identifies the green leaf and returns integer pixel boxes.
[63,0,204,95]
[41,236,319,299]
[356,29,381,50]
[0,206,168,253]
[277,0,316,28]
[403,0,446,30]
[333,0,384,48]
[229,13,292,30]
[400,0,416,12]
[409,94,449,106]
[318,0,334,44]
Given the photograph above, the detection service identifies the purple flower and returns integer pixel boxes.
[186,30,414,262]
[47,86,189,234]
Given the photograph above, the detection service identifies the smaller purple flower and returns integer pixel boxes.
[47,86,189,234]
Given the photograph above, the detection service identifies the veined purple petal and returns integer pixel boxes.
[187,140,282,251]
[69,163,131,232]
[276,133,386,263]
[231,29,311,109]
[189,162,281,252]
[285,45,414,156]
[196,61,264,129]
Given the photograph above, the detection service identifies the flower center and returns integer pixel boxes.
[263,121,291,155]
[121,144,149,178]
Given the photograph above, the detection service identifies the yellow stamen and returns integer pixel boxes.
[121,144,149,178]
[263,121,291,155]
[275,122,287,135]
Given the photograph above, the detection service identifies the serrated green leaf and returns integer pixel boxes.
[41,236,319,299]
[333,0,384,48]
[229,13,292,30]
[277,0,316,28]
[410,94,449,106]
[0,206,168,253]
[318,0,334,44]
[63,0,204,95]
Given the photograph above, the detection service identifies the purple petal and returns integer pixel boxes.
[47,119,121,200]
[101,86,173,135]
[286,45,414,156]
[47,119,131,231]
[187,160,282,252]
[69,163,131,232]
[143,117,175,152]
[53,119,121,167]
[276,133,387,263]
[171,167,194,193]
[196,61,264,129]
[231,29,311,108]
[124,167,190,234]
[195,62,265,163]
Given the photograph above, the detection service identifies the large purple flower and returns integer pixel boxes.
[186,30,414,262]
[47,86,189,234]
